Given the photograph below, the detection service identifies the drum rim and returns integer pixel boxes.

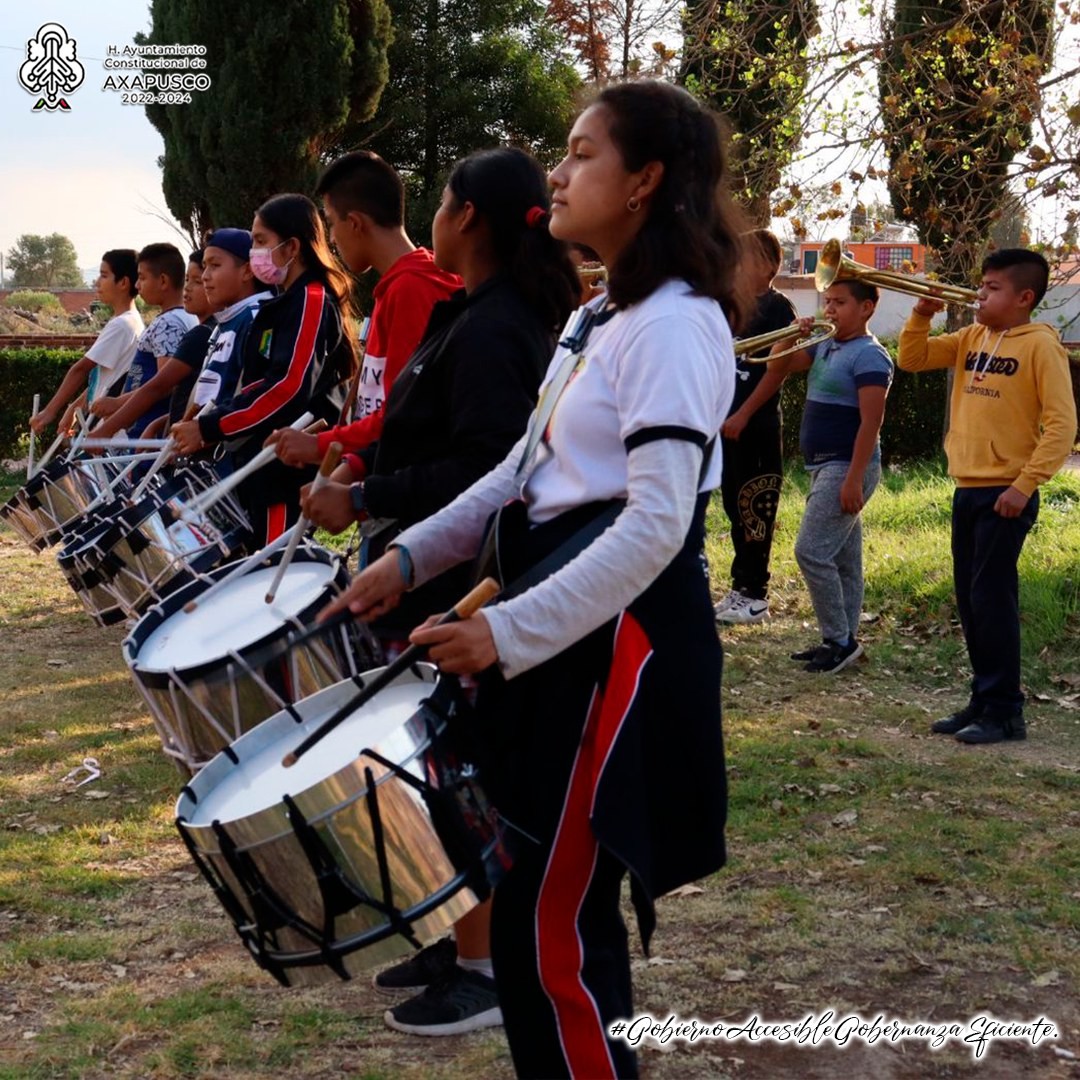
[123,544,344,684]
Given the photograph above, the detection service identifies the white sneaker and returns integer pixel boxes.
[713,589,741,618]
[716,593,769,624]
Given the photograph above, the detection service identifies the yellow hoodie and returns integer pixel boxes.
[897,314,1077,496]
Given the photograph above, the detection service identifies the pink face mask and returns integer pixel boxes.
[250,241,293,286]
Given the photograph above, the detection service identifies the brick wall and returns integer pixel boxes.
[0,335,96,349]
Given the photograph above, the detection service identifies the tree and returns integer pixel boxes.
[7,234,83,288]
[138,0,391,238]
[344,0,580,244]
[879,0,1054,325]
[547,0,612,81]
[548,0,682,81]
[681,1,819,226]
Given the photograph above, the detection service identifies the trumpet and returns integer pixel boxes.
[814,238,980,309]
[734,320,836,363]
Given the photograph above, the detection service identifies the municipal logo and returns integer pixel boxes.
[18,23,84,111]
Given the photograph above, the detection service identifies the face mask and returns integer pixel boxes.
[250,241,294,286]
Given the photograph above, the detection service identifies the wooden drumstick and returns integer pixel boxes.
[27,394,40,481]
[177,411,314,522]
[282,577,500,767]
[264,441,344,605]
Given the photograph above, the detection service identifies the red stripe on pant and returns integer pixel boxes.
[265,503,288,543]
[536,612,653,1079]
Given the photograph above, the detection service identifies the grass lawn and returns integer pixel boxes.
[0,460,1077,1079]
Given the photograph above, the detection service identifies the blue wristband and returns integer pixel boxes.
[395,544,414,588]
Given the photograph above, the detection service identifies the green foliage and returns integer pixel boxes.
[779,340,948,463]
[0,349,82,459]
[3,291,64,314]
[879,0,1053,302]
[7,234,83,289]
[138,0,392,238]
[344,0,580,244]
[681,1,818,226]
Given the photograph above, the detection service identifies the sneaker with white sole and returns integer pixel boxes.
[384,966,503,1036]
[716,593,769,624]
[713,589,741,618]
[373,937,456,993]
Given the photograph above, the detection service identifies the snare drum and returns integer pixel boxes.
[0,457,98,549]
[57,519,129,626]
[124,543,381,774]
[82,463,250,618]
[175,665,510,985]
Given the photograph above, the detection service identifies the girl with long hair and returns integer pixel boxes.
[322,80,745,1077]
[172,193,358,544]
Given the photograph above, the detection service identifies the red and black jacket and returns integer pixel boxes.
[198,271,349,460]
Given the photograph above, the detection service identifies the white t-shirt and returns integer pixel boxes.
[524,279,734,523]
[85,309,143,403]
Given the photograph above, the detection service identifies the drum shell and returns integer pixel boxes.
[176,667,503,984]
[57,520,129,626]
[0,467,60,548]
[124,546,379,773]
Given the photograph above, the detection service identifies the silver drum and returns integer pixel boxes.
[124,543,381,774]
[175,665,511,986]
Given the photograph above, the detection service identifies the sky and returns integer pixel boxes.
[1,1,1076,284]
[0,1,187,281]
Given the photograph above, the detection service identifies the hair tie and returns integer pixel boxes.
[525,206,549,229]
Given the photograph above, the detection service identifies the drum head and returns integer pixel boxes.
[136,559,338,673]
[183,666,438,824]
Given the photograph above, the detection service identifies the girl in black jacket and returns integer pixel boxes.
[304,148,579,633]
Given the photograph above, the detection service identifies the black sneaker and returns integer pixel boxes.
[804,638,864,674]
[931,702,982,735]
[384,967,503,1036]
[373,937,457,993]
[790,643,822,662]
[955,712,1027,744]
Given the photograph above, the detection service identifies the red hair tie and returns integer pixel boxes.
[525,205,548,229]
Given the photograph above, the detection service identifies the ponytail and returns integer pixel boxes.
[446,148,579,333]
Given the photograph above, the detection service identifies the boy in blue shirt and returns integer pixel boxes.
[92,243,196,438]
[769,279,893,672]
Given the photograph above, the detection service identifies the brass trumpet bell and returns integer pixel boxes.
[814,238,980,308]
[734,320,836,363]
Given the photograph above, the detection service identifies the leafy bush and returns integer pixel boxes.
[3,291,64,314]
[779,340,947,463]
[0,348,82,459]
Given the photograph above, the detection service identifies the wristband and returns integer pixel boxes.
[349,482,366,516]
[394,544,415,588]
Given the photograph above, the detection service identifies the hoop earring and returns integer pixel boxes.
[627,196,642,213]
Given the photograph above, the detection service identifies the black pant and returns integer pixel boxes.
[720,417,782,598]
[952,486,1039,715]
[491,840,637,1079]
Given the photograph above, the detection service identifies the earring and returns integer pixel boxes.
[627,196,642,212]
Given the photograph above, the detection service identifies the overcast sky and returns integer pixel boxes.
[0,1,185,280]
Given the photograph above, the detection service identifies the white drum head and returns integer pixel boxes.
[137,560,336,672]
[188,676,431,823]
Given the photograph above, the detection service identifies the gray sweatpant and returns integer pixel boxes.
[794,459,881,644]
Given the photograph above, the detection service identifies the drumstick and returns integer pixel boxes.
[31,428,68,478]
[282,577,500,768]
[182,530,295,613]
[66,410,93,457]
[78,438,172,450]
[27,394,40,480]
[264,442,344,605]
[177,411,315,522]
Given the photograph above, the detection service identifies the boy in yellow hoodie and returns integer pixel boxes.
[898,249,1077,744]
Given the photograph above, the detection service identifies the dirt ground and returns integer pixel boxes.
[1,529,1078,1079]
